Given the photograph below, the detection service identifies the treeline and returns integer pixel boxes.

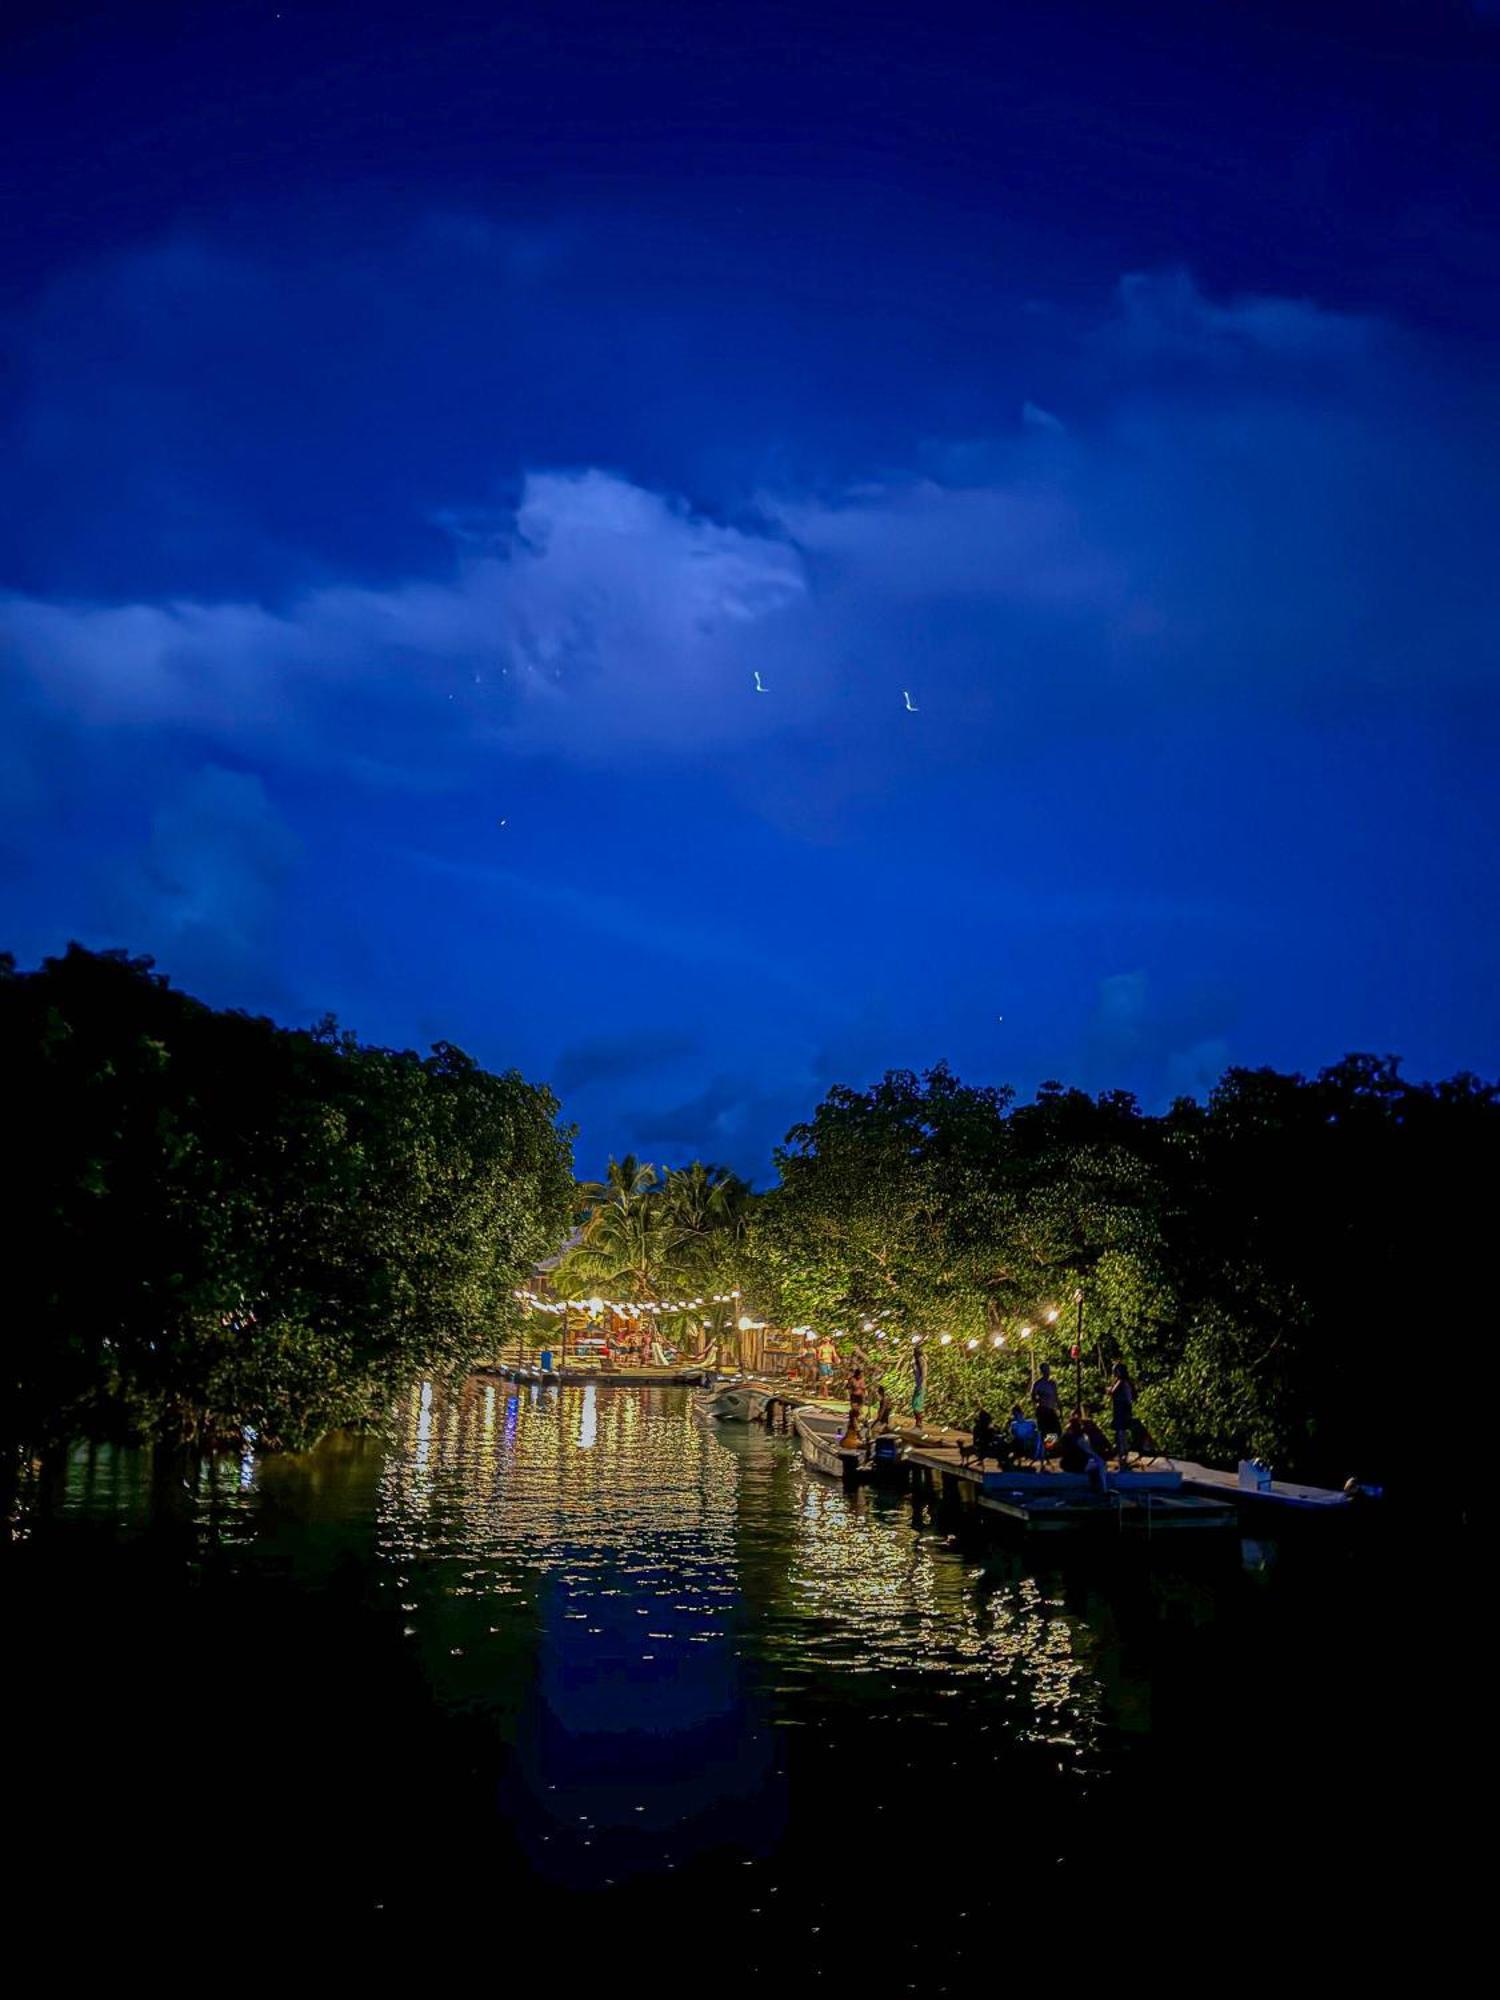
[9,943,1493,1490]
[566,1059,1496,1486]
[2,946,574,1459]
[742,1059,1496,1484]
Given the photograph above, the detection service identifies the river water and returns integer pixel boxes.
[10,1379,1453,1984]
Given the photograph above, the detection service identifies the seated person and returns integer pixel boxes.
[961,1408,1002,1466]
[1008,1405,1042,1458]
[1079,1406,1112,1458]
[1058,1413,1109,1489]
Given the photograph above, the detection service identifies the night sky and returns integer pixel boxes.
[4,0,1497,1177]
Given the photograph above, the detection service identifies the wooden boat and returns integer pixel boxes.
[791,1404,870,1482]
[1173,1459,1352,1516]
[695,1378,773,1423]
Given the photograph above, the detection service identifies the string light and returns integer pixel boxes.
[515,1286,1082,1357]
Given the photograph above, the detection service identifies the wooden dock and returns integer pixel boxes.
[903,1446,1236,1535]
[479,1362,713,1387]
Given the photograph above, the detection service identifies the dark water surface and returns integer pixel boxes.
[11,1381,1454,1983]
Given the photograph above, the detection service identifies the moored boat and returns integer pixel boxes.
[696,1378,773,1423]
[791,1404,870,1482]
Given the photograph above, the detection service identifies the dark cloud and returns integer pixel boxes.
[1084,971,1242,1105]
[552,1030,701,1095]
[109,764,300,990]
[626,1075,813,1178]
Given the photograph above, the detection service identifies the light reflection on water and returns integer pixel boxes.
[58,1381,1107,1747]
[36,1381,1438,1977]
[369,1381,1102,1763]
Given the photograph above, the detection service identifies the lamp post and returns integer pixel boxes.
[1072,1288,1085,1414]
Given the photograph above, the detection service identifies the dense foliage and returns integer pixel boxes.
[2,946,574,1455]
[739,1058,1496,1484]
[8,943,1490,1491]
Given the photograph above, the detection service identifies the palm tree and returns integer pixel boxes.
[661,1162,752,1362]
[555,1155,668,1302]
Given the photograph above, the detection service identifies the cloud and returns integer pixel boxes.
[1085,970,1240,1104]
[629,1075,751,1147]
[1092,971,1151,1055]
[115,764,299,977]
[1021,400,1065,433]
[1165,1038,1232,1102]
[625,1072,813,1175]
[1,469,811,763]
[1112,267,1378,366]
[552,1029,700,1095]
[4,268,1495,804]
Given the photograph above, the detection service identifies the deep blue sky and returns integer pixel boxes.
[3,0,1498,1177]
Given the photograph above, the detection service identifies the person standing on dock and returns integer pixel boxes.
[1107,1360,1138,1465]
[911,1341,927,1427]
[1032,1362,1061,1440]
[816,1336,838,1386]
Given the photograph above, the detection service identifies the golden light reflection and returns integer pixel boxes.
[370,1381,1106,1766]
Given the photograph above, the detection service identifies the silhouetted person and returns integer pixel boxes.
[1032,1361,1061,1438]
[1107,1360,1138,1464]
[965,1408,1001,1466]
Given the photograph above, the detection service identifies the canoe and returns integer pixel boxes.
[791,1404,869,1482]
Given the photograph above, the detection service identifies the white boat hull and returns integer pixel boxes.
[699,1381,772,1423]
[791,1405,867,1481]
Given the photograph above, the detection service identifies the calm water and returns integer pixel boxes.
[11,1381,1456,1982]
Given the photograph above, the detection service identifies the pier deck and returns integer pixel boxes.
[904,1445,1235,1534]
[479,1362,712,1387]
